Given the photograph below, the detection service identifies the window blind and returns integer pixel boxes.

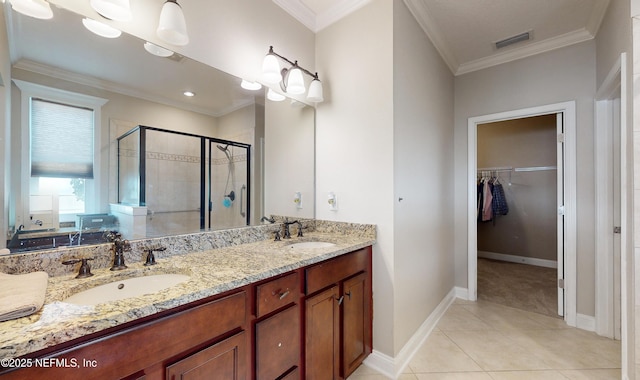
[30,98,94,178]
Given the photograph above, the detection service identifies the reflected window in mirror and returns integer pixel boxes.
[13,80,108,232]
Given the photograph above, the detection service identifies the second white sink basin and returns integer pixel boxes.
[288,241,336,249]
[63,274,190,306]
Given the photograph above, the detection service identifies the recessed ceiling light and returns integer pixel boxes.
[143,41,173,58]
[241,79,262,91]
[82,18,122,38]
[183,91,195,97]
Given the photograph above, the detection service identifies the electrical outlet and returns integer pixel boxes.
[328,192,338,211]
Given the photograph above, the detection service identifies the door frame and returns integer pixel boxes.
[467,101,577,327]
[594,53,627,341]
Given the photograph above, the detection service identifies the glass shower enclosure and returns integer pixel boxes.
[117,125,250,237]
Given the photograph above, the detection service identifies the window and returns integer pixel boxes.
[14,80,107,230]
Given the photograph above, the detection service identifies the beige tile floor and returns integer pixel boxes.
[348,299,621,380]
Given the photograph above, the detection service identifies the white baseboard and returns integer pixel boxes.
[576,313,596,332]
[478,250,558,269]
[455,286,469,300]
[363,287,457,379]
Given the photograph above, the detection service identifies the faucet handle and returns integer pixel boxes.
[144,250,157,266]
[296,221,304,237]
[62,258,94,279]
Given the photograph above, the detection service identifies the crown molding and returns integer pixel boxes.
[585,0,611,36]
[402,0,458,74]
[272,0,317,31]
[315,0,371,31]
[455,28,595,76]
[12,60,254,117]
[273,0,371,32]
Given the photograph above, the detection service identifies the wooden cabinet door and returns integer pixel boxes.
[166,331,247,380]
[305,285,340,380]
[342,272,368,378]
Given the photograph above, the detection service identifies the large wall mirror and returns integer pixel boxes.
[4,4,315,252]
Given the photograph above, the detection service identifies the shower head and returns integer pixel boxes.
[217,144,231,160]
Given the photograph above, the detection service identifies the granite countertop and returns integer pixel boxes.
[0,232,375,359]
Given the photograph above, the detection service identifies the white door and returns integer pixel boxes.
[556,113,565,317]
[612,96,622,340]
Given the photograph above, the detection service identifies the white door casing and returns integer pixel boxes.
[467,101,577,327]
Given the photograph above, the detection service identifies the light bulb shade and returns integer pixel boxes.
[10,0,53,19]
[144,41,173,57]
[241,80,262,91]
[82,18,122,38]
[307,79,324,102]
[262,54,282,84]
[285,66,305,95]
[90,0,132,22]
[267,88,285,102]
[157,0,189,46]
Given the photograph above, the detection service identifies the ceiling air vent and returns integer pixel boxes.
[495,31,531,49]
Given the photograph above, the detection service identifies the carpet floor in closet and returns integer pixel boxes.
[477,257,559,318]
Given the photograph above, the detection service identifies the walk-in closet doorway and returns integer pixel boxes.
[467,101,577,327]
[476,114,561,318]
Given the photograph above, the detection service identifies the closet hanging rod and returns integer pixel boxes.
[514,166,557,172]
[477,166,512,172]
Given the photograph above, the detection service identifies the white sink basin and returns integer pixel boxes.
[63,274,190,306]
[287,241,336,249]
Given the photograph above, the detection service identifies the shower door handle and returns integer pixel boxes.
[240,185,246,217]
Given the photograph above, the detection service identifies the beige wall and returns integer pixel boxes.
[392,0,455,355]
[316,0,456,362]
[454,41,597,316]
[315,0,396,357]
[264,99,314,220]
[477,115,557,262]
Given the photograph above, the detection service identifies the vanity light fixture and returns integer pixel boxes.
[90,0,132,22]
[261,46,323,102]
[157,0,189,46]
[82,18,122,38]
[9,0,53,19]
[240,79,262,91]
[143,41,174,57]
[267,88,285,102]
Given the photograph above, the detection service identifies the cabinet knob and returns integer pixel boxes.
[335,295,344,306]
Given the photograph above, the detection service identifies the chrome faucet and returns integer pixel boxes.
[104,231,130,271]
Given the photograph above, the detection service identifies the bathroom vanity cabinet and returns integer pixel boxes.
[305,247,372,379]
[1,246,372,380]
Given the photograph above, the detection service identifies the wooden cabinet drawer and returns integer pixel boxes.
[306,248,369,295]
[256,272,299,317]
[255,305,300,380]
[2,291,247,380]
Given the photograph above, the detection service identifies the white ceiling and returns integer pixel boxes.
[274,0,611,75]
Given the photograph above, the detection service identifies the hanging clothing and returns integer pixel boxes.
[492,181,509,216]
[477,180,484,221]
[482,179,493,222]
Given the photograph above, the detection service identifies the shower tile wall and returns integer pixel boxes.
[145,130,201,236]
[210,146,247,230]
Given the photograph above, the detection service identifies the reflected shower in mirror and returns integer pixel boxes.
[4,4,314,252]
